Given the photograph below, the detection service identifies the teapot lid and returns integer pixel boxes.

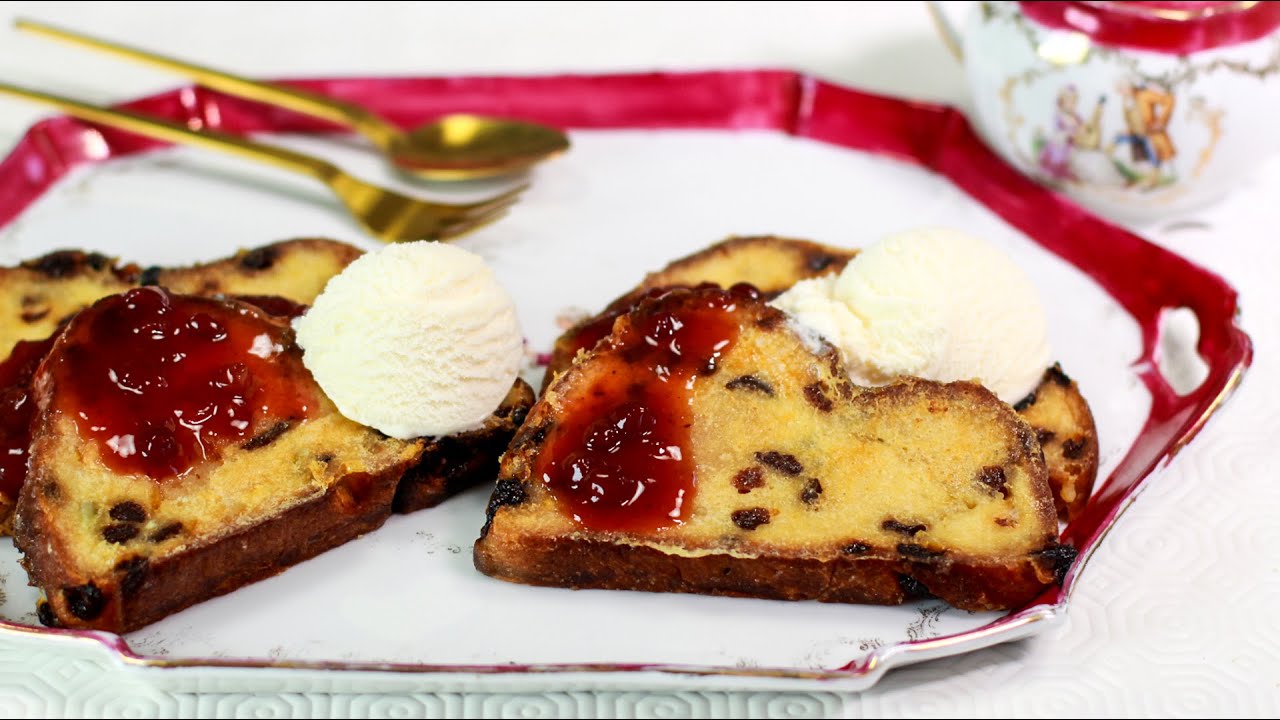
[1020,1,1280,54]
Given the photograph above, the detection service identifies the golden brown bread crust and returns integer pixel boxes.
[18,450,409,633]
[478,289,1071,612]
[543,235,1099,521]
[474,536,1060,611]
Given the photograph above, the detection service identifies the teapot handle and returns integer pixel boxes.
[925,1,965,62]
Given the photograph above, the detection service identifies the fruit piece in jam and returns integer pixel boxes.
[561,286,682,363]
[45,287,314,480]
[533,285,757,532]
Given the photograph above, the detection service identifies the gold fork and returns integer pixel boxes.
[0,81,523,243]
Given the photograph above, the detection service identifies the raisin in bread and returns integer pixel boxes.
[15,288,531,633]
[476,287,1074,612]
[545,235,1098,521]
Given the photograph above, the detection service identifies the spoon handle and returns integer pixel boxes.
[0,80,338,181]
[14,18,404,150]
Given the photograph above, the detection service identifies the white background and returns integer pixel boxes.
[0,1,1276,716]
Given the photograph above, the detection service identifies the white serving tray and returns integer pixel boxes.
[0,128,1150,693]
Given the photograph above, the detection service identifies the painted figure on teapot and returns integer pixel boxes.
[931,1,1280,222]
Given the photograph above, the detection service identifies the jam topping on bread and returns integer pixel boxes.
[478,287,1070,612]
[536,284,756,531]
[0,293,308,527]
[50,287,315,481]
[545,236,856,388]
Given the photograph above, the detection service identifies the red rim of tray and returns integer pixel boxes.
[0,70,1253,687]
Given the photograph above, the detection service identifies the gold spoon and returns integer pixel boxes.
[14,18,571,181]
[0,80,524,243]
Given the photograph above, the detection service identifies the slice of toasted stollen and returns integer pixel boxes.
[15,292,412,632]
[0,239,535,538]
[477,287,1074,612]
[545,235,1098,521]
[0,239,363,535]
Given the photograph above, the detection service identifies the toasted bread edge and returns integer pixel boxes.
[15,453,411,633]
[479,291,1067,612]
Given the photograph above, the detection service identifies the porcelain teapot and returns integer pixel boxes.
[930,1,1280,223]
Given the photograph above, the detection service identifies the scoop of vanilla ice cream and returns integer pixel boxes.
[294,242,523,439]
[771,228,1050,404]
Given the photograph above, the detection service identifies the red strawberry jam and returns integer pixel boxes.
[533,285,756,532]
[46,287,314,480]
[563,286,681,362]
